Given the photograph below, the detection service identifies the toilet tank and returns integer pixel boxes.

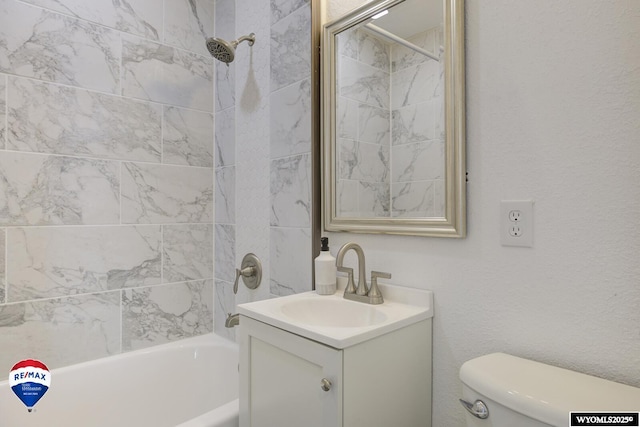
[459,353,640,427]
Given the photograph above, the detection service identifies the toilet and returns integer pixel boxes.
[459,353,640,427]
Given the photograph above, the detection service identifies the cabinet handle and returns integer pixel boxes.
[320,378,332,392]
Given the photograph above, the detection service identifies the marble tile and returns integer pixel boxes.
[392,101,436,145]
[358,181,390,217]
[214,224,235,282]
[270,227,311,296]
[7,226,161,302]
[337,179,359,217]
[22,0,162,40]
[337,97,358,141]
[163,106,214,167]
[163,224,213,283]
[122,36,214,112]
[8,77,161,162]
[122,280,214,351]
[391,181,435,217]
[0,152,120,226]
[270,79,311,158]
[164,0,215,56]
[270,5,311,92]
[215,166,236,224]
[270,154,311,227]
[339,56,390,109]
[337,28,358,60]
[215,107,235,167]
[391,60,439,110]
[0,0,120,93]
[121,163,214,224]
[215,62,236,112]
[391,28,437,72]
[0,292,120,370]
[338,138,389,183]
[215,0,235,41]
[271,0,309,24]
[0,229,4,304]
[391,140,444,182]
[0,75,5,148]
[358,30,390,71]
[358,103,390,145]
[214,279,235,340]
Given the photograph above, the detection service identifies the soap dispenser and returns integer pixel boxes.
[315,237,337,295]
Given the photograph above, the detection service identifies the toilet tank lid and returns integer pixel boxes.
[460,353,640,427]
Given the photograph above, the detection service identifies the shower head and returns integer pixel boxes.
[205,33,256,63]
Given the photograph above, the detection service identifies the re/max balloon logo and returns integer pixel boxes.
[9,359,51,412]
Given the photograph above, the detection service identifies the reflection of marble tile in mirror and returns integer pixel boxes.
[337,97,358,140]
[340,56,390,109]
[392,101,436,145]
[358,29,391,70]
[391,140,444,183]
[359,181,390,217]
[339,138,389,183]
[358,104,390,145]
[392,181,435,218]
[323,0,465,236]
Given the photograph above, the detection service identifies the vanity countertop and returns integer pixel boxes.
[238,280,433,349]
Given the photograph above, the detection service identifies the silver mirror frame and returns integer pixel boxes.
[321,0,466,237]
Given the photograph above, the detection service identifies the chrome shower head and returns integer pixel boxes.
[205,33,255,63]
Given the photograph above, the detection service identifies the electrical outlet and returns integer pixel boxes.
[501,200,533,247]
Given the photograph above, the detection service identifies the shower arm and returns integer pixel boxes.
[364,23,440,62]
[235,33,255,47]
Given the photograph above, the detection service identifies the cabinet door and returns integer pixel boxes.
[239,317,342,427]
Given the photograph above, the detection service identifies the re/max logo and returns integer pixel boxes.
[13,371,47,382]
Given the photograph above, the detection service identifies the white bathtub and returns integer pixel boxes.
[0,334,239,427]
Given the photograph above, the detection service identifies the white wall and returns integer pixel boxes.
[326,1,640,425]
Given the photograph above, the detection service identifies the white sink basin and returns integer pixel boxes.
[237,280,433,349]
[279,298,387,328]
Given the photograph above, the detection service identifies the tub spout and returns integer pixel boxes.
[225,313,240,328]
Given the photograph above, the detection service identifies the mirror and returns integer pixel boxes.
[322,0,465,237]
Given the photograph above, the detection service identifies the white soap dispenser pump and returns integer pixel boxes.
[315,237,337,295]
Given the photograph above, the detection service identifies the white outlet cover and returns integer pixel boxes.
[501,200,534,247]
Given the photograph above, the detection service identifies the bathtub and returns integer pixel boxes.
[0,334,239,427]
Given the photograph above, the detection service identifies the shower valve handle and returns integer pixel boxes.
[232,253,262,294]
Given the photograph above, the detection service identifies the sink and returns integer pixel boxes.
[238,279,433,349]
[280,298,387,328]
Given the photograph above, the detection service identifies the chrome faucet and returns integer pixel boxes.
[335,243,390,305]
[225,313,240,328]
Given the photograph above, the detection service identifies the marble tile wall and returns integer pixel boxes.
[0,0,215,370]
[336,28,391,217]
[335,26,445,218]
[213,0,313,339]
[390,26,445,217]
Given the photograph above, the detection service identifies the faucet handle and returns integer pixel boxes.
[371,271,391,281]
[368,271,391,304]
[337,266,356,294]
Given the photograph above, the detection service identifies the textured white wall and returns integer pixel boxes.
[325,1,640,426]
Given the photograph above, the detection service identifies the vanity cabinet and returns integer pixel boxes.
[239,316,432,427]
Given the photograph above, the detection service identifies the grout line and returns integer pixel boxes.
[0,222,214,230]
[0,148,214,170]
[1,72,215,115]
[0,278,215,307]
